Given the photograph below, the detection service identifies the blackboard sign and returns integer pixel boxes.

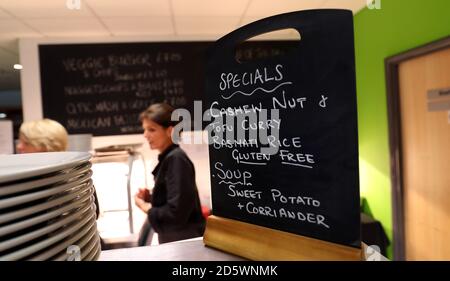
[206,10,360,248]
[39,41,298,136]
[39,42,209,136]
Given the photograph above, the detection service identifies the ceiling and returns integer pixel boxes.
[0,0,367,91]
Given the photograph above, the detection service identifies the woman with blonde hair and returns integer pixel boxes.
[16,118,68,153]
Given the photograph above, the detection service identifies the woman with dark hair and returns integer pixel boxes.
[134,103,205,245]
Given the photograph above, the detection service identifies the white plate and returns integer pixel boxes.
[80,233,100,261]
[0,200,92,253]
[0,172,92,210]
[0,187,93,238]
[0,162,92,198]
[83,236,101,261]
[28,216,97,261]
[0,202,95,260]
[0,152,91,185]
[92,243,101,261]
[0,181,92,225]
[51,218,99,261]
[0,214,96,261]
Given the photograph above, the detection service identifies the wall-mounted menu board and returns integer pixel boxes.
[39,41,298,136]
[39,42,208,136]
[205,10,360,248]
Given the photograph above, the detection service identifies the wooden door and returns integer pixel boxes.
[398,47,450,260]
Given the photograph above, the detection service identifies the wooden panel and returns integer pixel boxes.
[203,215,361,261]
[398,47,450,260]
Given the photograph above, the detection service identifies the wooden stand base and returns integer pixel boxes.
[203,215,361,261]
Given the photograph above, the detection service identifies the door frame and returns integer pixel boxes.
[385,36,450,260]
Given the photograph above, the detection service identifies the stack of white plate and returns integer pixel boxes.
[0,152,100,261]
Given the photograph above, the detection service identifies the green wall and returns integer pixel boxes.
[354,0,450,259]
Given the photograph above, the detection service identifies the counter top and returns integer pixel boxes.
[99,237,245,261]
[99,237,389,261]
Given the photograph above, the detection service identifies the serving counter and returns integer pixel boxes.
[99,237,244,261]
[99,237,388,261]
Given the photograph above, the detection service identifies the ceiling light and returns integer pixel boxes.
[0,113,7,118]
[13,64,23,70]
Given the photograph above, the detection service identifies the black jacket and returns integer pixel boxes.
[148,144,205,244]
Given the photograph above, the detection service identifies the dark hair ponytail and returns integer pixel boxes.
[139,103,178,128]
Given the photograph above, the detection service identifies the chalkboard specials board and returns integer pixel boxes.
[205,10,360,248]
[39,41,298,136]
